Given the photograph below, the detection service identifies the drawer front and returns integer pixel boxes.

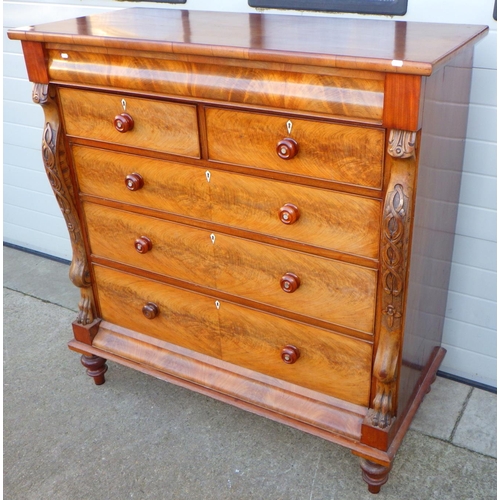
[214,233,377,333]
[93,265,221,358]
[85,203,216,287]
[206,108,384,188]
[219,301,372,405]
[74,146,380,259]
[209,169,381,259]
[59,88,200,157]
[73,146,211,219]
[86,204,376,333]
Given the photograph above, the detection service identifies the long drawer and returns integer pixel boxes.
[59,88,200,158]
[93,265,221,358]
[73,146,381,259]
[85,203,377,333]
[206,107,385,188]
[93,265,372,405]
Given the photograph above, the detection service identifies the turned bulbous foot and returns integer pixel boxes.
[81,354,108,385]
[360,458,392,494]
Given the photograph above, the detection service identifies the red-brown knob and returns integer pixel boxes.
[281,345,300,364]
[125,173,144,191]
[280,273,300,293]
[135,236,152,254]
[142,302,159,319]
[114,113,134,133]
[279,203,300,225]
[276,138,298,160]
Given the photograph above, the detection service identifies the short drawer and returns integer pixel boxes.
[206,108,384,188]
[74,146,380,260]
[219,301,372,406]
[59,88,200,158]
[93,265,221,358]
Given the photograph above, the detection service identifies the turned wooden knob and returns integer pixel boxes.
[279,203,300,224]
[281,345,300,364]
[280,272,300,293]
[114,113,134,133]
[125,173,144,191]
[142,302,159,319]
[276,138,298,160]
[135,236,152,254]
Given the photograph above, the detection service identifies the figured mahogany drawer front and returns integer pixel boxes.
[73,146,211,219]
[206,108,384,188]
[59,88,200,158]
[74,146,380,259]
[219,302,372,406]
[93,265,371,406]
[93,265,221,358]
[85,203,377,334]
[213,231,377,334]
[85,202,216,287]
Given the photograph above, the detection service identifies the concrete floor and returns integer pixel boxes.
[3,246,497,499]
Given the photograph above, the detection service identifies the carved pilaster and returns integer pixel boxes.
[367,130,416,430]
[34,83,95,325]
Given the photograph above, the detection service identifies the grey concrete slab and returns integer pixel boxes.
[410,376,472,441]
[3,246,79,311]
[452,388,497,458]
[4,287,497,500]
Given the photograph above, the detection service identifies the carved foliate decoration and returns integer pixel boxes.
[388,129,417,158]
[34,83,94,325]
[371,181,411,429]
[381,184,408,328]
[32,83,49,104]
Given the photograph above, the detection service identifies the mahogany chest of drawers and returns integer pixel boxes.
[9,9,487,493]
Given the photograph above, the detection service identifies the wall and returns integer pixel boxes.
[3,0,497,387]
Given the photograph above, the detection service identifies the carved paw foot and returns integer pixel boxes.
[371,385,393,429]
[77,292,94,325]
[360,458,392,494]
[81,354,108,385]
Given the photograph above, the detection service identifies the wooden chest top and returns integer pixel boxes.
[8,8,487,75]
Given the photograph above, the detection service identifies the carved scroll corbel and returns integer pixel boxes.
[33,83,95,324]
[368,130,416,429]
[388,129,417,159]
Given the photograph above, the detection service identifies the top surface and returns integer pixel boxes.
[8,8,488,75]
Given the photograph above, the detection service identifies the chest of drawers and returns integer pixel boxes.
[9,9,487,493]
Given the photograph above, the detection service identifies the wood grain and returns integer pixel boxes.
[86,203,377,333]
[206,108,385,188]
[59,88,200,158]
[219,301,372,405]
[46,49,384,121]
[8,9,487,75]
[84,323,373,444]
[72,145,211,219]
[84,202,216,287]
[209,169,381,259]
[73,146,381,259]
[213,233,377,333]
[21,41,48,83]
[383,74,424,131]
[93,265,222,358]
